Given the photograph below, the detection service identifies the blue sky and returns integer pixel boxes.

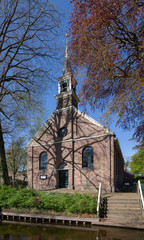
[44,0,137,161]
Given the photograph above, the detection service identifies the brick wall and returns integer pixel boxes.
[27,108,123,193]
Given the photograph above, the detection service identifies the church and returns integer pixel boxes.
[27,45,125,193]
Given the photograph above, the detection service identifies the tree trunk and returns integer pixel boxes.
[13,171,15,187]
[0,121,10,185]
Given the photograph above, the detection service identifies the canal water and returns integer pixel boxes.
[0,222,144,240]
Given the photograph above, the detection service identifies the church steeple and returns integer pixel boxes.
[55,35,79,110]
[62,35,71,75]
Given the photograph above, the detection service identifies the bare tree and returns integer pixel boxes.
[0,0,61,185]
[7,137,27,187]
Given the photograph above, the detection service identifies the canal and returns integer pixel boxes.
[0,222,144,240]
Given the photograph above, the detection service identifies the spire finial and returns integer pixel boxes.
[63,33,71,75]
[65,33,68,58]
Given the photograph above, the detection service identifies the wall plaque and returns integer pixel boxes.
[40,175,47,180]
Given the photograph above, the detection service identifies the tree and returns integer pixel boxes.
[129,148,144,177]
[0,0,60,185]
[28,115,46,140]
[124,157,130,171]
[69,0,144,146]
[6,137,27,187]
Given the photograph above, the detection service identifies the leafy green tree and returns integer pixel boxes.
[7,137,27,186]
[129,148,144,177]
[0,0,60,185]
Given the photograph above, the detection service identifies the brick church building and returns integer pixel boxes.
[27,45,125,193]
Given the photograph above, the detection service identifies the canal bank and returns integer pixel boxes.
[2,211,144,230]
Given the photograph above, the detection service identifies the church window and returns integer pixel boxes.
[58,127,68,138]
[82,146,93,168]
[39,152,47,170]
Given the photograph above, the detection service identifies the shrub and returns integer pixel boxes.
[0,186,17,208]
[0,186,98,214]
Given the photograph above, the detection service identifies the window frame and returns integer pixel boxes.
[82,146,93,169]
[58,127,68,138]
[39,151,48,171]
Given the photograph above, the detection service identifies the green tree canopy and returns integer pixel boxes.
[130,148,144,177]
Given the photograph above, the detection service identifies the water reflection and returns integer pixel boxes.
[0,223,144,240]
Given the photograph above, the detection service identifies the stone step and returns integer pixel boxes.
[107,213,143,219]
[103,193,143,221]
[103,193,138,198]
[107,212,142,218]
[108,201,140,206]
[108,204,141,209]
[108,203,140,208]
[108,198,139,202]
[108,208,141,212]
[108,202,140,207]
[108,211,142,215]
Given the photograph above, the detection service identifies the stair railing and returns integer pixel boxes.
[138,180,144,215]
[97,182,101,217]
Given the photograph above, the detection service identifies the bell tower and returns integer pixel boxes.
[55,36,79,110]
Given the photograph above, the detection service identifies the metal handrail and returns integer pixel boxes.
[138,180,144,214]
[97,182,101,215]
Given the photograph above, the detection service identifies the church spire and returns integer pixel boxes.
[55,35,79,109]
[62,34,71,75]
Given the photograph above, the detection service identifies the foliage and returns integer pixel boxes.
[69,0,144,146]
[0,186,17,208]
[0,186,98,214]
[124,157,131,171]
[129,148,144,177]
[28,115,45,140]
[7,137,27,172]
[6,137,27,186]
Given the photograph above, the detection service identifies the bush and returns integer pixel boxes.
[7,188,37,209]
[0,186,98,214]
[0,186,17,208]
[40,192,97,214]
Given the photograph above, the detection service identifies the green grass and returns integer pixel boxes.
[0,186,98,216]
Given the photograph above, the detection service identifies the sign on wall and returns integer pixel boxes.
[40,175,47,180]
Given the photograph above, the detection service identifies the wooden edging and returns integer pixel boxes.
[2,212,99,227]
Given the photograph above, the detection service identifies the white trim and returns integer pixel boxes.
[27,133,112,148]
[56,168,73,170]
[138,180,144,210]
[73,106,113,134]
[97,182,101,214]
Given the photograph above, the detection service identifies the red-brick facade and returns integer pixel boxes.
[27,47,125,193]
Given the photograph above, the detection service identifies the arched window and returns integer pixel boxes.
[82,146,93,168]
[60,81,67,92]
[62,82,67,92]
[39,152,47,170]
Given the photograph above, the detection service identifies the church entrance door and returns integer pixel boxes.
[59,170,68,188]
